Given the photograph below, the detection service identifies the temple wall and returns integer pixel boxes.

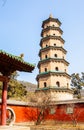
[0,102,84,124]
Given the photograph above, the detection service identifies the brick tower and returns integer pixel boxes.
[36,15,73,101]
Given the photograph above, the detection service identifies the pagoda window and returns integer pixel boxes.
[54,43,56,46]
[45,55,48,59]
[53,34,55,36]
[53,24,55,27]
[44,82,47,87]
[56,81,60,87]
[65,69,66,72]
[45,68,47,72]
[50,108,56,115]
[67,83,69,88]
[66,106,73,114]
[55,67,58,71]
[54,54,57,58]
[63,56,64,59]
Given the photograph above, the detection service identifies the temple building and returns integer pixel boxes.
[36,15,73,101]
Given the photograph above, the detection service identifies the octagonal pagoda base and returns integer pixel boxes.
[36,87,73,102]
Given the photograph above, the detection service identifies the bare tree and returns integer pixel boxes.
[28,91,51,125]
[66,103,84,127]
[36,92,51,125]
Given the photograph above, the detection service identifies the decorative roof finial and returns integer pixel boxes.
[19,53,24,59]
[49,14,53,18]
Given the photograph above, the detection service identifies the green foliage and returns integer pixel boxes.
[71,72,84,96]
[7,79,27,100]
[0,71,36,100]
[0,79,27,100]
[10,71,19,80]
[8,71,27,100]
[0,71,27,100]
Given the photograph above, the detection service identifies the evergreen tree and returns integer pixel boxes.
[71,72,84,97]
[0,71,27,100]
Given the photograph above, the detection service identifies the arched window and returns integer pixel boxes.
[45,68,47,72]
[44,82,47,87]
[54,54,57,58]
[53,34,55,36]
[56,81,60,87]
[63,56,64,59]
[46,44,48,47]
[45,55,48,59]
[67,83,69,88]
[55,67,58,71]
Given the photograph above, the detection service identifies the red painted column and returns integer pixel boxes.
[1,80,8,125]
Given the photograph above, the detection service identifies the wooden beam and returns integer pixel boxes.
[0,75,9,82]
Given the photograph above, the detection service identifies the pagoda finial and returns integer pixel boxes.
[49,14,53,18]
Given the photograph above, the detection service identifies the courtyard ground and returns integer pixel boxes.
[0,123,84,130]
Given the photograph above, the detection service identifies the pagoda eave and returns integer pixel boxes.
[38,46,67,56]
[42,17,61,28]
[40,36,65,47]
[36,71,71,81]
[38,58,69,68]
[36,87,73,94]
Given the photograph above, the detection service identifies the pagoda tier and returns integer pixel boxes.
[42,17,61,28]
[40,36,65,47]
[38,58,69,69]
[39,46,67,57]
[41,26,63,37]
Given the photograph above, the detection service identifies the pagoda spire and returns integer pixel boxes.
[49,14,53,18]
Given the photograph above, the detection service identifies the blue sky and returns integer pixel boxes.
[0,0,84,84]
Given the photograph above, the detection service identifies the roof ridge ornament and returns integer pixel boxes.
[19,53,24,60]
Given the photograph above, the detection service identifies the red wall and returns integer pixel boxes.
[0,103,84,123]
[7,105,38,122]
[45,104,84,122]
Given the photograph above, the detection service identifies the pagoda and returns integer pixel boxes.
[36,15,73,101]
